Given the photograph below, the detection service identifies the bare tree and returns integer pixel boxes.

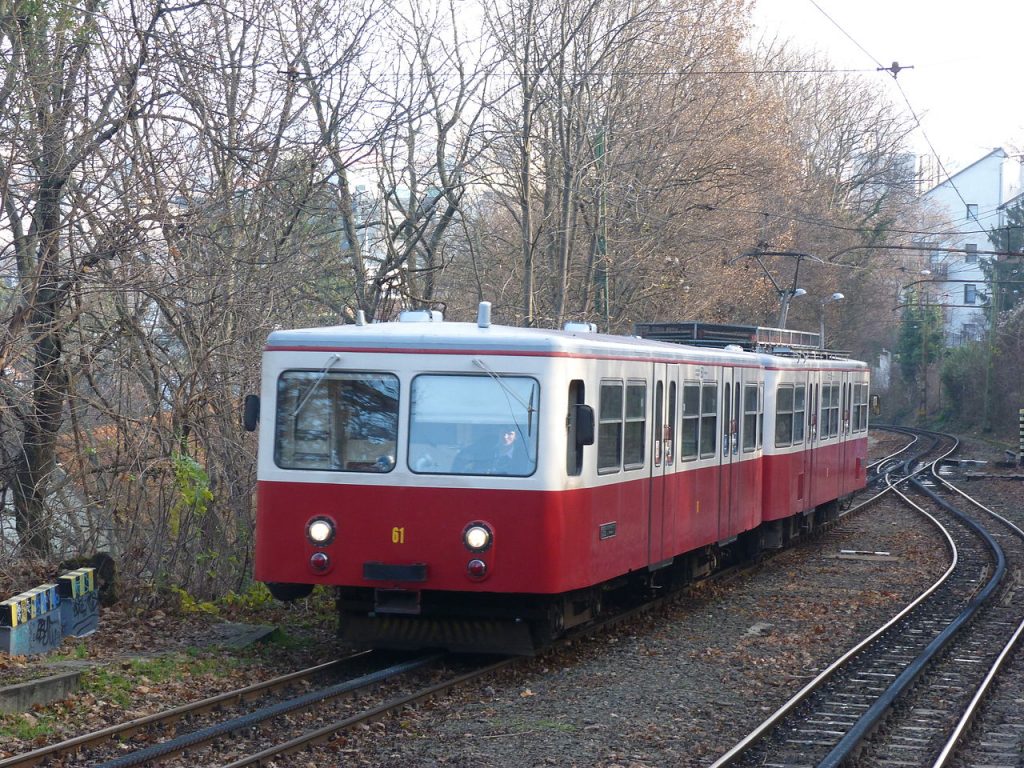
[0,0,170,555]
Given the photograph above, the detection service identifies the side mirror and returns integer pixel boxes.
[870,394,881,416]
[243,394,260,432]
[574,404,595,446]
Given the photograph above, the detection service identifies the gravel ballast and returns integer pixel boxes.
[334,498,949,768]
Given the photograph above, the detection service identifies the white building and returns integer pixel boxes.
[919,148,1022,345]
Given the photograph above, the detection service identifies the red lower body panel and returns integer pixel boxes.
[255,442,862,597]
[255,463,758,596]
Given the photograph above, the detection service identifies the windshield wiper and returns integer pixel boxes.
[293,353,342,417]
[472,358,538,436]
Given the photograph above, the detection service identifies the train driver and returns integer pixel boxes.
[492,426,529,475]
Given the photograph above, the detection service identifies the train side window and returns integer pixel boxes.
[653,382,663,467]
[699,383,717,458]
[843,382,851,434]
[566,379,586,476]
[681,383,699,460]
[824,384,840,438]
[743,383,759,452]
[818,384,827,439]
[598,381,623,473]
[793,385,806,443]
[862,383,870,430]
[732,384,740,455]
[775,385,793,447]
[666,382,676,465]
[809,384,817,440]
[853,383,869,432]
[723,382,731,457]
[758,384,764,449]
[623,381,647,469]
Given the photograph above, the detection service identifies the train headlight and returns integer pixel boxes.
[307,516,336,546]
[463,523,493,552]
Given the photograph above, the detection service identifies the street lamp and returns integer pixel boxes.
[818,292,845,348]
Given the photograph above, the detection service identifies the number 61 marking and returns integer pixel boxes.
[392,527,405,544]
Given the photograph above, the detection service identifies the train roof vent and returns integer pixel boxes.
[399,309,444,323]
[564,321,598,333]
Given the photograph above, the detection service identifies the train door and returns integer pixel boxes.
[837,374,848,495]
[648,364,677,566]
[719,367,741,540]
[804,372,818,510]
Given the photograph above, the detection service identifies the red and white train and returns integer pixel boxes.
[248,304,869,653]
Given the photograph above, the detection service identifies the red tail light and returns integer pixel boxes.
[466,559,488,580]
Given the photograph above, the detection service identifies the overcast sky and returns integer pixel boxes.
[750,0,1024,173]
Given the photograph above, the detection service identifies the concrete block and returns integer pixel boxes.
[0,670,82,714]
[0,608,64,655]
[60,591,100,638]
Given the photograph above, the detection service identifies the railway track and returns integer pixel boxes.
[5,427,1011,767]
[713,426,1024,768]
[1,563,721,766]
[0,651,467,767]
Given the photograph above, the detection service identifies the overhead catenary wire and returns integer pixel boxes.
[801,0,982,228]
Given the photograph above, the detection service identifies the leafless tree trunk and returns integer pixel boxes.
[0,0,164,555]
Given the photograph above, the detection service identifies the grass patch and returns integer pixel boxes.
[50,642,90,662]
[529,719,577,733]
[1,712,55,741]
[81,653,241,707]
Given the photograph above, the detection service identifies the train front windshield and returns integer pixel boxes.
[409,374,538,477]
[273,370,538,477]
[275,371,400,472]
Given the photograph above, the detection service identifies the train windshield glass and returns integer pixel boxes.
[409,374,538,476]
[275,371,399,472]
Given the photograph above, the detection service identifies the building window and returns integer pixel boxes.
[964,284,977,304]
[964,243,978,263]
[966,203,979,220]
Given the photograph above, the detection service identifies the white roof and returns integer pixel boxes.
[266,320,867,371]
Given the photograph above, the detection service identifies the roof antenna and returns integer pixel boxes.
[478,301,492,328]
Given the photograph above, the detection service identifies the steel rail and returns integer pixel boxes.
[817,474,1007,768]
[94,653,443,768]
[220,656,518,767]
[708,437,960,768]
[866,425,918,474]
[0,654,371,768]
[927,454,1024,767]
